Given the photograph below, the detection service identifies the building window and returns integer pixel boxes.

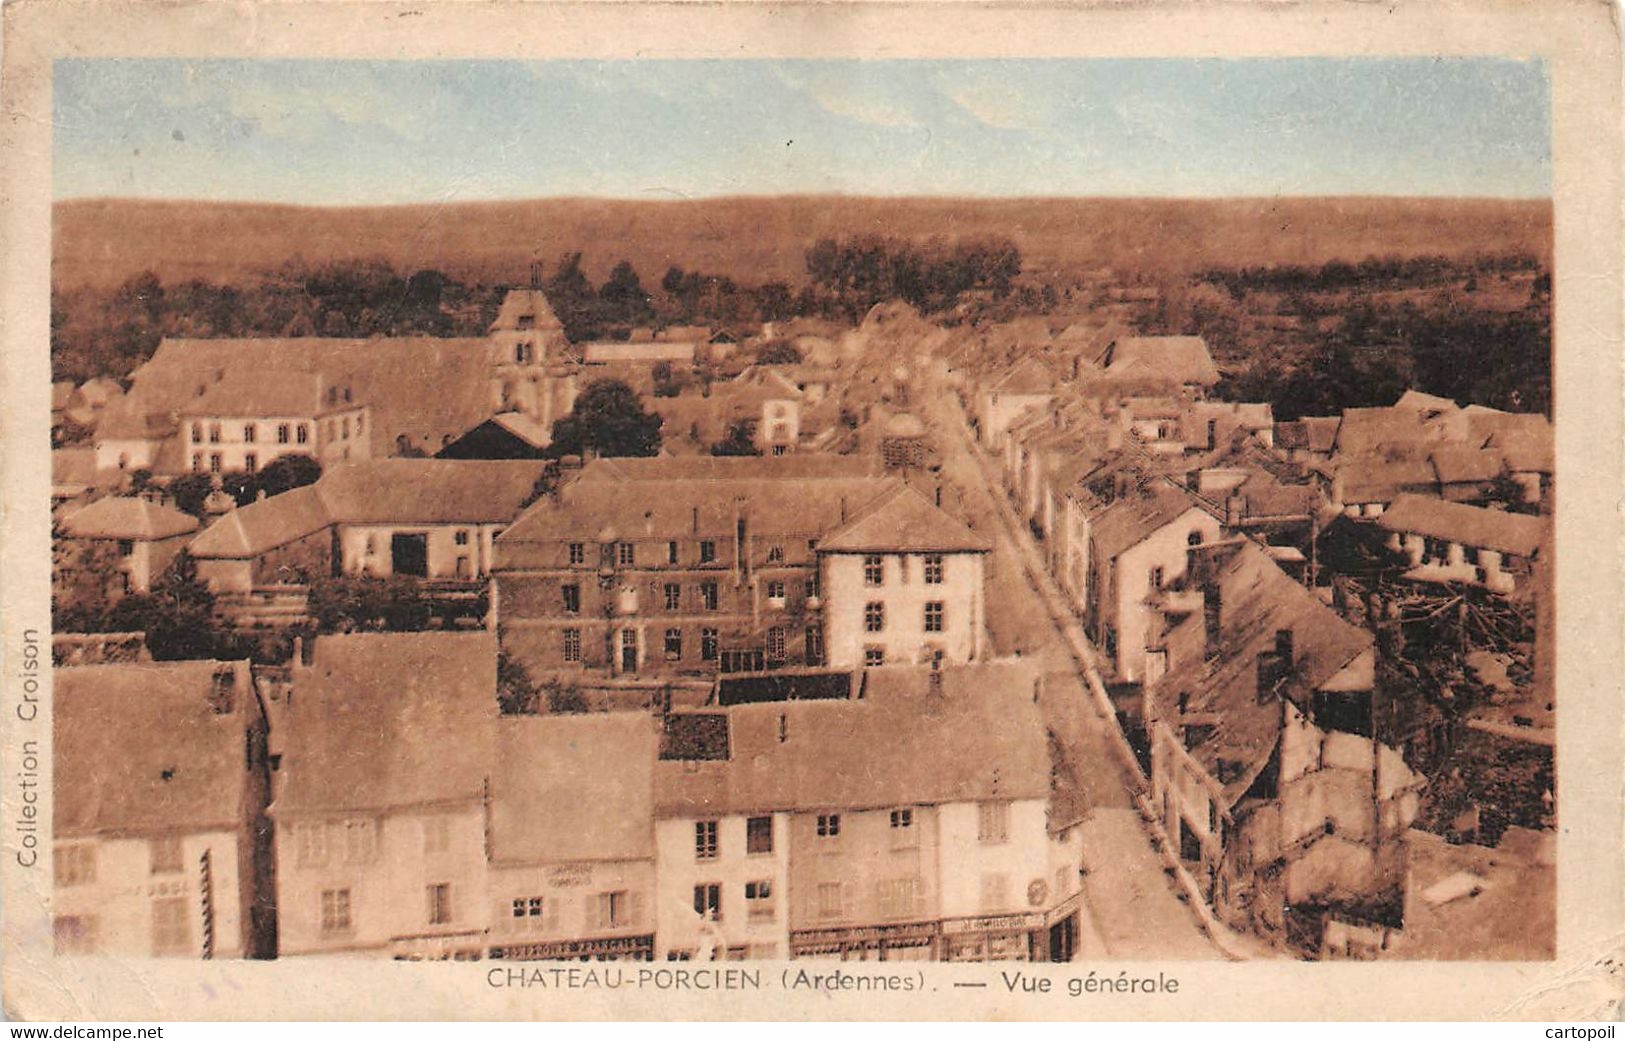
[924,601,944,633]
[890,808,913,830]
[771,445,789,457]
[277,423,290,444]
[891,808,918,848]
[209,453,222,473]
[244,452,257,473]
[766,627,786,662]
[745,880,775,919]
[296,424,309,445]
[454,530,469,546]
[978,802,1010,845]
[668,540,679,564]
[320,889,352,934]
[664,628,682,662]
[53,844,95,887]
[817,882,844,920]
[699,540,717,563]
[980,874,1009,912]
[863,554,885,586]
[561,583,580,614]
[695,820,719,860]
[118,539,135,557]
[816,813,841,838]
[864,602,885,632]
[693,884,721,922]
[1150,565,1164,591]
[746,815,773,855]
[864,645,885,667]
[597,890,629,930]
[243,423,257,443]
[618,542,636,566]
[766,543,784,564]
[923,553,944,584]
[150,896,191,956]
[422,816,450,855]
[664,583,682,611]
[805,625,824,666]
[512,896,544,919]
[328,420,337,440]
[53,915,98,955]
[700,581,719,611]
[766,579,786,603]
[427,883,453,925]
[192,453,203,471]
[208,423,221,443]
[149,836,183,875]
[701,628,719,661]
[562,628,581,663]
[877,878,919,920]
[568,542,586,565]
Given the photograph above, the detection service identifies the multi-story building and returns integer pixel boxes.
[55,495,199,596]
[178,371,371,474]
[270,633,497,958]
[1375,494,1547,596]
[652,660,1083,962]
[492,459,988,680]
[485,713,660,962]
[1144,541,1425,953]
[53,659,273,958]
[90,287,579,475]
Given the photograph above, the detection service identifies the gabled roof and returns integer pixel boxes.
[56,660,258,836]
[1096,336,1219,387]
[274,633,497,816]
[1337,453,1440,504]
[189,460,547,558]
[1332,406,1438,456]
[575,454,884,483]
[1393,389,1460,416]
[990,355,1060,396]
[489,411,552,449]
[816,484,991,554]
[490,287,564,334]
[654,660,1048,817]
[60,496,199,540]
[489,714,657,865]
[1090,483,1213,562]
[1377,494,1546,557]
[52,447,100,489]
[1152,544,1372,806]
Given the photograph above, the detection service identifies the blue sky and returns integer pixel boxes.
[52,58,1550,204]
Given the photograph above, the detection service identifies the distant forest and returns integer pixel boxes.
[53,241,1551,420]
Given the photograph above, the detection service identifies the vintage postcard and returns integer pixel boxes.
[1,0,1620,1024]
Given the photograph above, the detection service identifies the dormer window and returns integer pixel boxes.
[517,315,535,330]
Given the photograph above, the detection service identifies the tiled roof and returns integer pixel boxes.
[1089,483,1212,562]
[496,473,903,558]
[180,370,325,417]
[653,660,1049,817]
[52,447,99,489]
[1096,337,1219,387]
[114,337,501,457]
[1377,494,1546,558]
[60,496,199,540]
[1332,406,1438,456]
[991,356,1060,395]
[489,713,657,865]
[55,660,257,836]
[817,484,991,554]
[1152,544,1372,806]
[1430,446,1505,484]
[274,632,497,816]
[1337,454,1439,504]
[1394,390,1460,415]
[189,460,546,558]
[490,288,564,333]
[577,455,886,484]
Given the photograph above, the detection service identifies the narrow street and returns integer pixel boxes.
[920,384,1224,961]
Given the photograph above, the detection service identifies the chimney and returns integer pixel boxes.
[1225,493,1245,529]
[1203,585,1222,660]
[934,484,943,507]
[530,261,542,289]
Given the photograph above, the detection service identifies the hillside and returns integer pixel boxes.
[53,195,1552,290]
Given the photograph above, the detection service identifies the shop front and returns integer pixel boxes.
[489,933,656,962]
[789,921,942,961]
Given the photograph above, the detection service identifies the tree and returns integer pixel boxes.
[598,260,653,328]
[549,378,663,458]
[710,418,761,457]
[168,473,217,518]
[497,651,541,714]
[651,361,691,398]
[756,340,803,366]
[107,551,220,660]
[254,454,322,498]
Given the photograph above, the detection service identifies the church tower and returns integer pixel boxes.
[488,270,574,433]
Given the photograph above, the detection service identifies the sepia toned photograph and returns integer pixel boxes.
[3,0,1621,1024]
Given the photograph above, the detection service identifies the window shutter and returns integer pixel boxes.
[629,891,646,929]
[582,893,596,934]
